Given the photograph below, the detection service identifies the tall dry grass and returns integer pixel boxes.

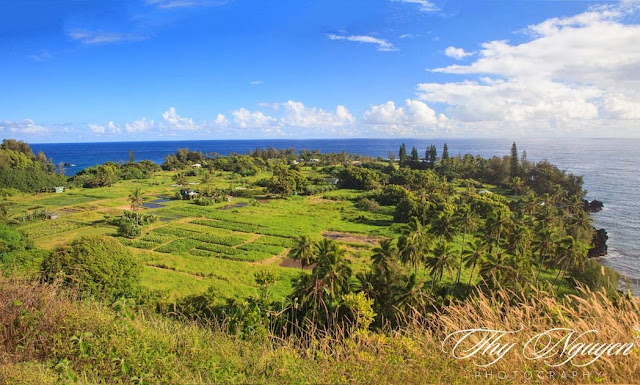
[0,277,638,384]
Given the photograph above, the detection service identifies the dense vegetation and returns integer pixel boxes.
[0,139,634,384]
[0,139,66,193]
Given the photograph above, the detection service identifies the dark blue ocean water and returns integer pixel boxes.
[30,138,640,292]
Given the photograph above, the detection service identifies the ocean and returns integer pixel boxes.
[30,138,640,293]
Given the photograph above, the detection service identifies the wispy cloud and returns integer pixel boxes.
[68,29,147,45]
[327,34,398,52]
[29,50,51,62]
[392,0,439,12]
[146,0,227,9]
[250,80,263,86]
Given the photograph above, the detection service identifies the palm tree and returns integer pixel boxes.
[522,195,539,226]
[371,239,397,273]
[568,209,593,242]
[479,252,513,287]
[128,188,144,225]
[396,273,429,315]
[173,172,188,186]
[532,227,556,285]
[507,224,532,260]
[485,208,511,257]
[425,241,457,287]
[553,236,585,291]
[430,210,457,243]
[535,202,556,230]
[399,219,430,273]
[509,176,525,196]
[200,171,214,196]
[463,239,488,285]
[454,205,478,285]
[289,235,315,271]
[314,240,353,299]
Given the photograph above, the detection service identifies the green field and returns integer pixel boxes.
[6,169,405,302]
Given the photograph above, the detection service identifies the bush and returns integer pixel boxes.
[41,235,142,300]
[355,197,380,212]
[116,220,141,238]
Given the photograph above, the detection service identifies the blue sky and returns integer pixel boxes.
[1,0,639,142]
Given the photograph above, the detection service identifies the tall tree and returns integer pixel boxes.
[129,149,135,164]
[399,143,407,167]
[410,146,419,164]
[510,142,519,177]
[442,143,449,160]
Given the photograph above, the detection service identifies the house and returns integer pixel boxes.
[47,213,59,220]
[324,178,339,185]
[54,187,64,193]
[192,163,202,168]
[179,188,199,199]
[309,158,320,163]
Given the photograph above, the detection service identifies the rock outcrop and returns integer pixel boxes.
[583,200,604,213]
[588,228,608,258]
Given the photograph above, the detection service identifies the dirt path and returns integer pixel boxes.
[322,231,385,246]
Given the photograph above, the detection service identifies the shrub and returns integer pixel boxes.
[116,220,141,238]
[194,197,216,206]
[355,197,380,212]
[41,235,142,300]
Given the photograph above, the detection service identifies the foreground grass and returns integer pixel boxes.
[1,277,638,384]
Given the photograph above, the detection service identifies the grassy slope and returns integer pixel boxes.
[1,277,638,384]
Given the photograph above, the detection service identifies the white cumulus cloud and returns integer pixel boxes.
[416,1,640,136]
[0,119,49,135]
[280,101,355,127]
[444,46,473,60]
[125,118,154,134]
[363,99,448,136]
[232,108,278,129]
[161,107,199,131]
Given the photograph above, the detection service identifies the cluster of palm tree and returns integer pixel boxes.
[286,182,595,329]
[288,237,352,327]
